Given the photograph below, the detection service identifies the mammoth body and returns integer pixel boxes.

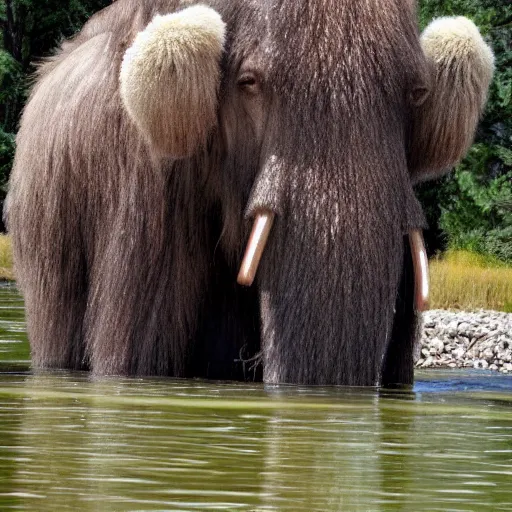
[6,0,493,385]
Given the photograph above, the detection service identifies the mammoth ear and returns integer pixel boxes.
[120,5,226,158]
[408,16,494,183]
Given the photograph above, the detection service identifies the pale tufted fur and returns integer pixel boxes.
[408,16,494,183]
[421,17,494,80]
[120,5,226,157]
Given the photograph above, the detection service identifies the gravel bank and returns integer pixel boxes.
[418,310,512,374]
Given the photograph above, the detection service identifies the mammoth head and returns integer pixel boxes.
[119,1,493,385]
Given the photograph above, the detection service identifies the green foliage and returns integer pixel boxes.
[4,0,111,64]
[418,0,512,264]
[0,49,21,98]
[0,0,110,204]
[0,47,20,194]
[439,145,512,262]
[0,47,24,136]
[0,128,14,190]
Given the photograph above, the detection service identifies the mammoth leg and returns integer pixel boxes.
[84,170,209,377]
[380,236,420,388]
[6,158,90,371]
[13,229,89,371]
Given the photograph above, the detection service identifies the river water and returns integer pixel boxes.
[0,282,511,511]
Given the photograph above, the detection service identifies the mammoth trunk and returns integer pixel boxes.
[249,140,425,386]
[257,206,405,386]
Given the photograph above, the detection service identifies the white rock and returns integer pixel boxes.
[431,338,445,354]
[452,347,466,360]
[421,310,512,373]
[481,348,494,361]
[422,356,434,368]
[447,321,459,337]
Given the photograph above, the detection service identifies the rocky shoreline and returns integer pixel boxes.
[418,310,512,374]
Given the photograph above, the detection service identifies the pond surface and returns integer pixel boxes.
[0,282,511,511]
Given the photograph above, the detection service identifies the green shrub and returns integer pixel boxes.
[0,0,111,204]
[0,129,15,192]
[437,144,512,263]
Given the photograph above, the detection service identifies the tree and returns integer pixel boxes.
[0,0,111,222]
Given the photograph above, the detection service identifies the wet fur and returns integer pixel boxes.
[5,0,492,385]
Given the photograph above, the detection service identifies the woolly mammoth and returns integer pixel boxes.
[6,0,493,386]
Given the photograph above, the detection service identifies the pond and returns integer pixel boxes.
[0,282,511,511]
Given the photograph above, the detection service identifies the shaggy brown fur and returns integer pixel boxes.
[5,0,493,385]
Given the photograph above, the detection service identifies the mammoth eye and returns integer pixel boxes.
[410,86,430,107]
[237,72,260,94]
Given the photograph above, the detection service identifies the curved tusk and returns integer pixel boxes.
[237,209,275,287]
[409,229,429,312]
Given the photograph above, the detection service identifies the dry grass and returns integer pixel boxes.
[429,250,512,313]
[0,236,510,311]
[0,235,14,281]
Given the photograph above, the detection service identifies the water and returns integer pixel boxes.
[0,282,511,511]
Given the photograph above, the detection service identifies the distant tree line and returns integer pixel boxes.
[0,0,510,261]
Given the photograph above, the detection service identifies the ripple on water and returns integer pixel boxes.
[0,285,512,511]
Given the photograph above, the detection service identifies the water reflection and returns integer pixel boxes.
[0,282,29,370]
[0,284,512,510]
[0,373,511,511]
